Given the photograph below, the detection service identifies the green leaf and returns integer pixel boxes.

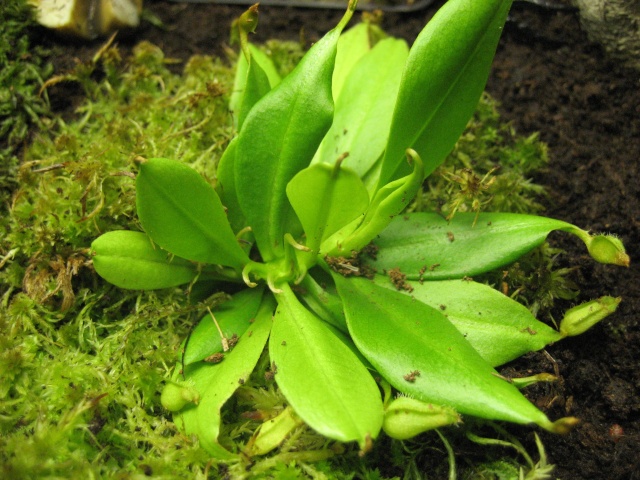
[323,149,423,256]
[250,44,282,87]
[366,212,577,280]
[298,271,348,333]
[172,294,275,458]
[182,286,265,365]
[214,138,249,237]
[335,275,573,432]
[373,276,562,367]
[378,0,513,187]
[229,5,279,130]
[314,37,409,189]
[136,158,249,269]
[91,230,199,290]
[232,45,278,131]
[270,283,383,447]
[230,43,281,129]
[286,162,369,253]
[234,5,355,261]
[332,22,375,100]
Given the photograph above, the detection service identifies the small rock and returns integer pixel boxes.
[574,0,640,70]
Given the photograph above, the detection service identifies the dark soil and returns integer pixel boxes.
[40,1,639,478]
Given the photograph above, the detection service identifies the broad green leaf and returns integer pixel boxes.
[298,269,372,366]
[183,286,265,365]
[229,5,279,130]
[215,138,249,237]
[298,271,348,333]
[91,230,199,290]
[332,22,374,100]
[230,43,281,127]
[373,276,562,366]
[335,275,575,432]
[234,4,356,261]
[324,321,375,371]
[233,45,278,131]
[249,44,282,87]
[366,212,577,280]
[378,0,513,187]
[286,163,369,253]
[172,294,275,458]
[136,158,250,269]
[270,284,383,447]
[323,149,423,256]
[236,58,271,132]
[314,37,409,187]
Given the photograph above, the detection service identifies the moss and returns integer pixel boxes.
[0,0,54,209]
[478,243,580,318]
[1,23,562,479]
[410,92,548,218]
[0,31,238,478]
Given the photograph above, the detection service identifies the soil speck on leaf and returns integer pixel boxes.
[388,267,414,293]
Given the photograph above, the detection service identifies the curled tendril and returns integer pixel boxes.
[241,261,262,288]
[266,273,284,294]
[241,236,310,293]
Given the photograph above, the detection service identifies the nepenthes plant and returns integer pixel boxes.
[90,0,628,459]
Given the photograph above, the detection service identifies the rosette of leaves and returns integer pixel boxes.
[90,0,629,459]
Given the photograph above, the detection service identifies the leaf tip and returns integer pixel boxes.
[358,433,374,457]
[559,296,621,337]
[382,396,461,440]
[586,233,629,267]
[160,381,199,412]
[544,416,580,435]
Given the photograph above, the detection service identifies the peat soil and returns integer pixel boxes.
[40,1,639,478]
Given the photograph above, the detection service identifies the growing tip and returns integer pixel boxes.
[383,396,461,440]
[587,234,630,267]
[242,264,258,288]
[243,4,260,33]
[511,373,558,389]
[160,381,200,412]
[405,148,422,167]
[545,416,580,435]
[559,296,621,337]
[337,0,358,30]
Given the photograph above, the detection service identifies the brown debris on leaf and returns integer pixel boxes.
[325,247,376,279]
[204,353,225,364]
[227,333,239,349]
[361,243,379,260]
[388,267,414,293]
[403,370,421,383]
